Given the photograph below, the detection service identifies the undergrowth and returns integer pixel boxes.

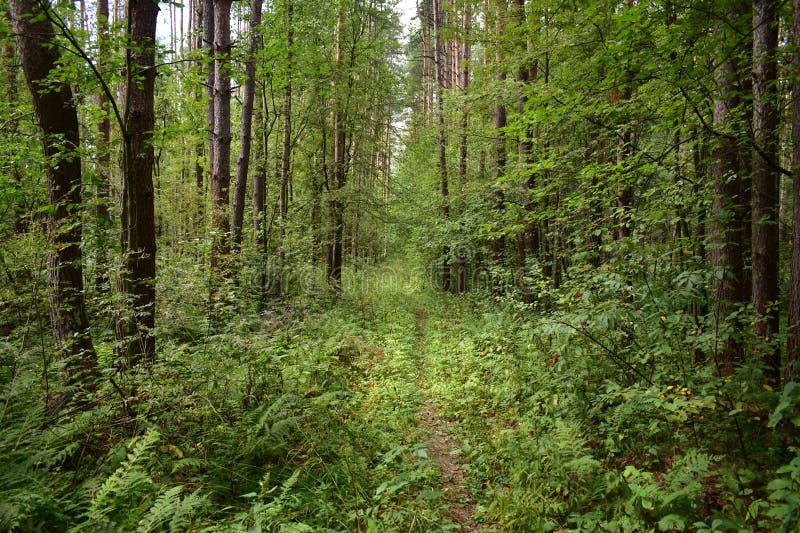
[421,261,800,532]
[3,257,800,531]
[1,263,455,531]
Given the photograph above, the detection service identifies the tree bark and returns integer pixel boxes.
[118,0,159,365]
[328,8,346,290]
[202,0,215,189]
[232,0,263,249]
[456,0,471,294]
[513,0,529,272]
[210,0,232,268]
[751,0,780,384]
[96,0,112,291]
[279,0,293,250]
[193,0,204,195]
[710,2,749,373]
[491,0,506,269]
[788,0,800,384]
[433,0,451,291]
[10,0,98,386]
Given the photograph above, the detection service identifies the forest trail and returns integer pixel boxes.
[413,305,480,532]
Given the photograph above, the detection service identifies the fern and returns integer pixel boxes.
[136,486,207,533]
[136,486,183,533]
[71,431,160,532]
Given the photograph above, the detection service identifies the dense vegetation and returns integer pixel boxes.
[2,0,800,530]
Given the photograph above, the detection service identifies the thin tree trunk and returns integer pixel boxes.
[96,0,112,291]
[10,0,98,387]
[203,0,215,190]
[2,17,25,234]
[513,0,528,272]
[420,0,432,120]
[456,0,471,293]
[194,0,204,196]
[210,0,232,269]
[232,0,262,249]
[328,8,346,290]
[280,0,293,250]
[433,0,450,291]
[491,0,506,269]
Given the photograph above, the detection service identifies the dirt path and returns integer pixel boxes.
[414,307,480,532]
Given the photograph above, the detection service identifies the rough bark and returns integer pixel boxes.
[513,0,528,271]
[10,0,98,385]
[211,0,232,268]
[751,0,780,384]
[789,0,800,383]
[456,0,471,294]
[280,0,293,247]
[232,0,263,249]
[420,0,432,119]
[328,9,346,290]
[710,3,749,373]
[491,0,506,268]
[203,0,215,185]
[194,0,204,194]
[118,0,159,365]
[96,0,112,290]
[433,0,451,291]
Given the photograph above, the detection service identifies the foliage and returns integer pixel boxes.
[3,0,800,531]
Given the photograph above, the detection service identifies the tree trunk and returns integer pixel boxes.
[328,9,346,290]
[280,0,293,250]
[710,2,749,373]
[433,0,451,291]
[231,0,262,249]
[194,0,204,195]
[491,0,506,269]
[10,0,98,387]
[456,0,471,294]
[118,0,158,366]
[203,0,215,187]
[788,0,800,384]
[210,0,232,269]
[513,0,529,272]
[751,0,780,384]
[96,0,112,291]
[420,0,432,119]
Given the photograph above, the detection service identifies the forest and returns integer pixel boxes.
[2,0,800,530]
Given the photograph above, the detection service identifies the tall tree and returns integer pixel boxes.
[10,0,98,387]
[328,6,346,289]
[788,0,800,384]
[118,0,159,365]
[95,0,112,290]
[433,0,450,290]
[710,2,750,373]
[210,0,233,268]
[751,0,780,383]
[202,0,215,191]
[232,0,263,249]
[279,0,294,250]
[456,0,471,293]
[491,0,507,267]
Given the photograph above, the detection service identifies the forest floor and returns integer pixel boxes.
[414,306,480,531]
[343,282,493,531]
